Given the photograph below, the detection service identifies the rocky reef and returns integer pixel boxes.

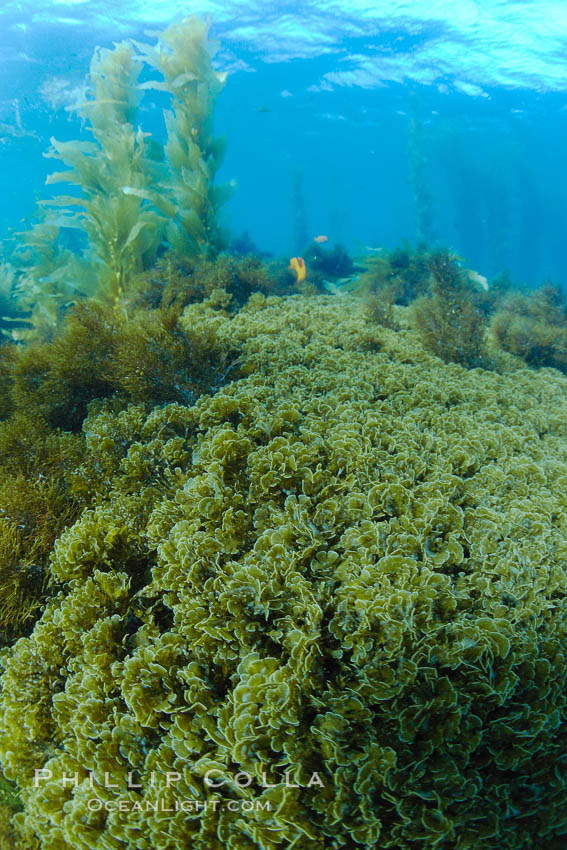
[1,291,567,849]
[1,12,567,849]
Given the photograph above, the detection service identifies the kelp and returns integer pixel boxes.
[408,92,435,245]
[1,13,567,850]
[43,41,165,309]
[0,766,32,850]
[354,244,432,307]
[154,252,293,310]
[0,262,17,325]
[135,16,233,257]
[2,219,82,341]
[5,296,236,432]
[4,16,231,336]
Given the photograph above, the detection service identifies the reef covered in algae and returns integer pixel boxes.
[1,12,567,850]
[0,287,567,849]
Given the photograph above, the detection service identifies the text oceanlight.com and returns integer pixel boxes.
[87,798,273,813]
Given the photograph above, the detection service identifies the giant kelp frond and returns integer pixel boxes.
[7,218,89,340]
[0,262,16,319]
[0,260,32,341]
[79,41,141,132]
[42,41,166,309]
[137,16,233,257]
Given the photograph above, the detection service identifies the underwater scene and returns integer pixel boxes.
[1,1,567,848]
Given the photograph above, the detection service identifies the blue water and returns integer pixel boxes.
[1,1,567,285]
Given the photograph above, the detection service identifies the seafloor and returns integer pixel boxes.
[0,289,566,849]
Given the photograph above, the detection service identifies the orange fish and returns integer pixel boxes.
[314,235,328,243]
[289,256,306,283]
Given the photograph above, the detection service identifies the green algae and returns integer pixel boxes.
[0,292,567,848]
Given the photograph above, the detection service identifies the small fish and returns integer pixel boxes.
[314,235,328,243]
[289,257,306,283]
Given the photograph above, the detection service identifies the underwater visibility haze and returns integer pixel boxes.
[1,2,567,849]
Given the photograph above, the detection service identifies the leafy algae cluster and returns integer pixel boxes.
[1,292,567,849]
[491,283,567,373]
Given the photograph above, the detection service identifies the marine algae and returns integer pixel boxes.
[1,294,567,849]
[491,283,567,373]
[135,16,232,258]
[5,15,230,336]
[43,41,165,311]
[3,294,236,432]
[412,249,489,368]
[355,244,432,307]
[0,414,86,639]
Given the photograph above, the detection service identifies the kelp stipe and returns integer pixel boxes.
[408,92,435,246]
